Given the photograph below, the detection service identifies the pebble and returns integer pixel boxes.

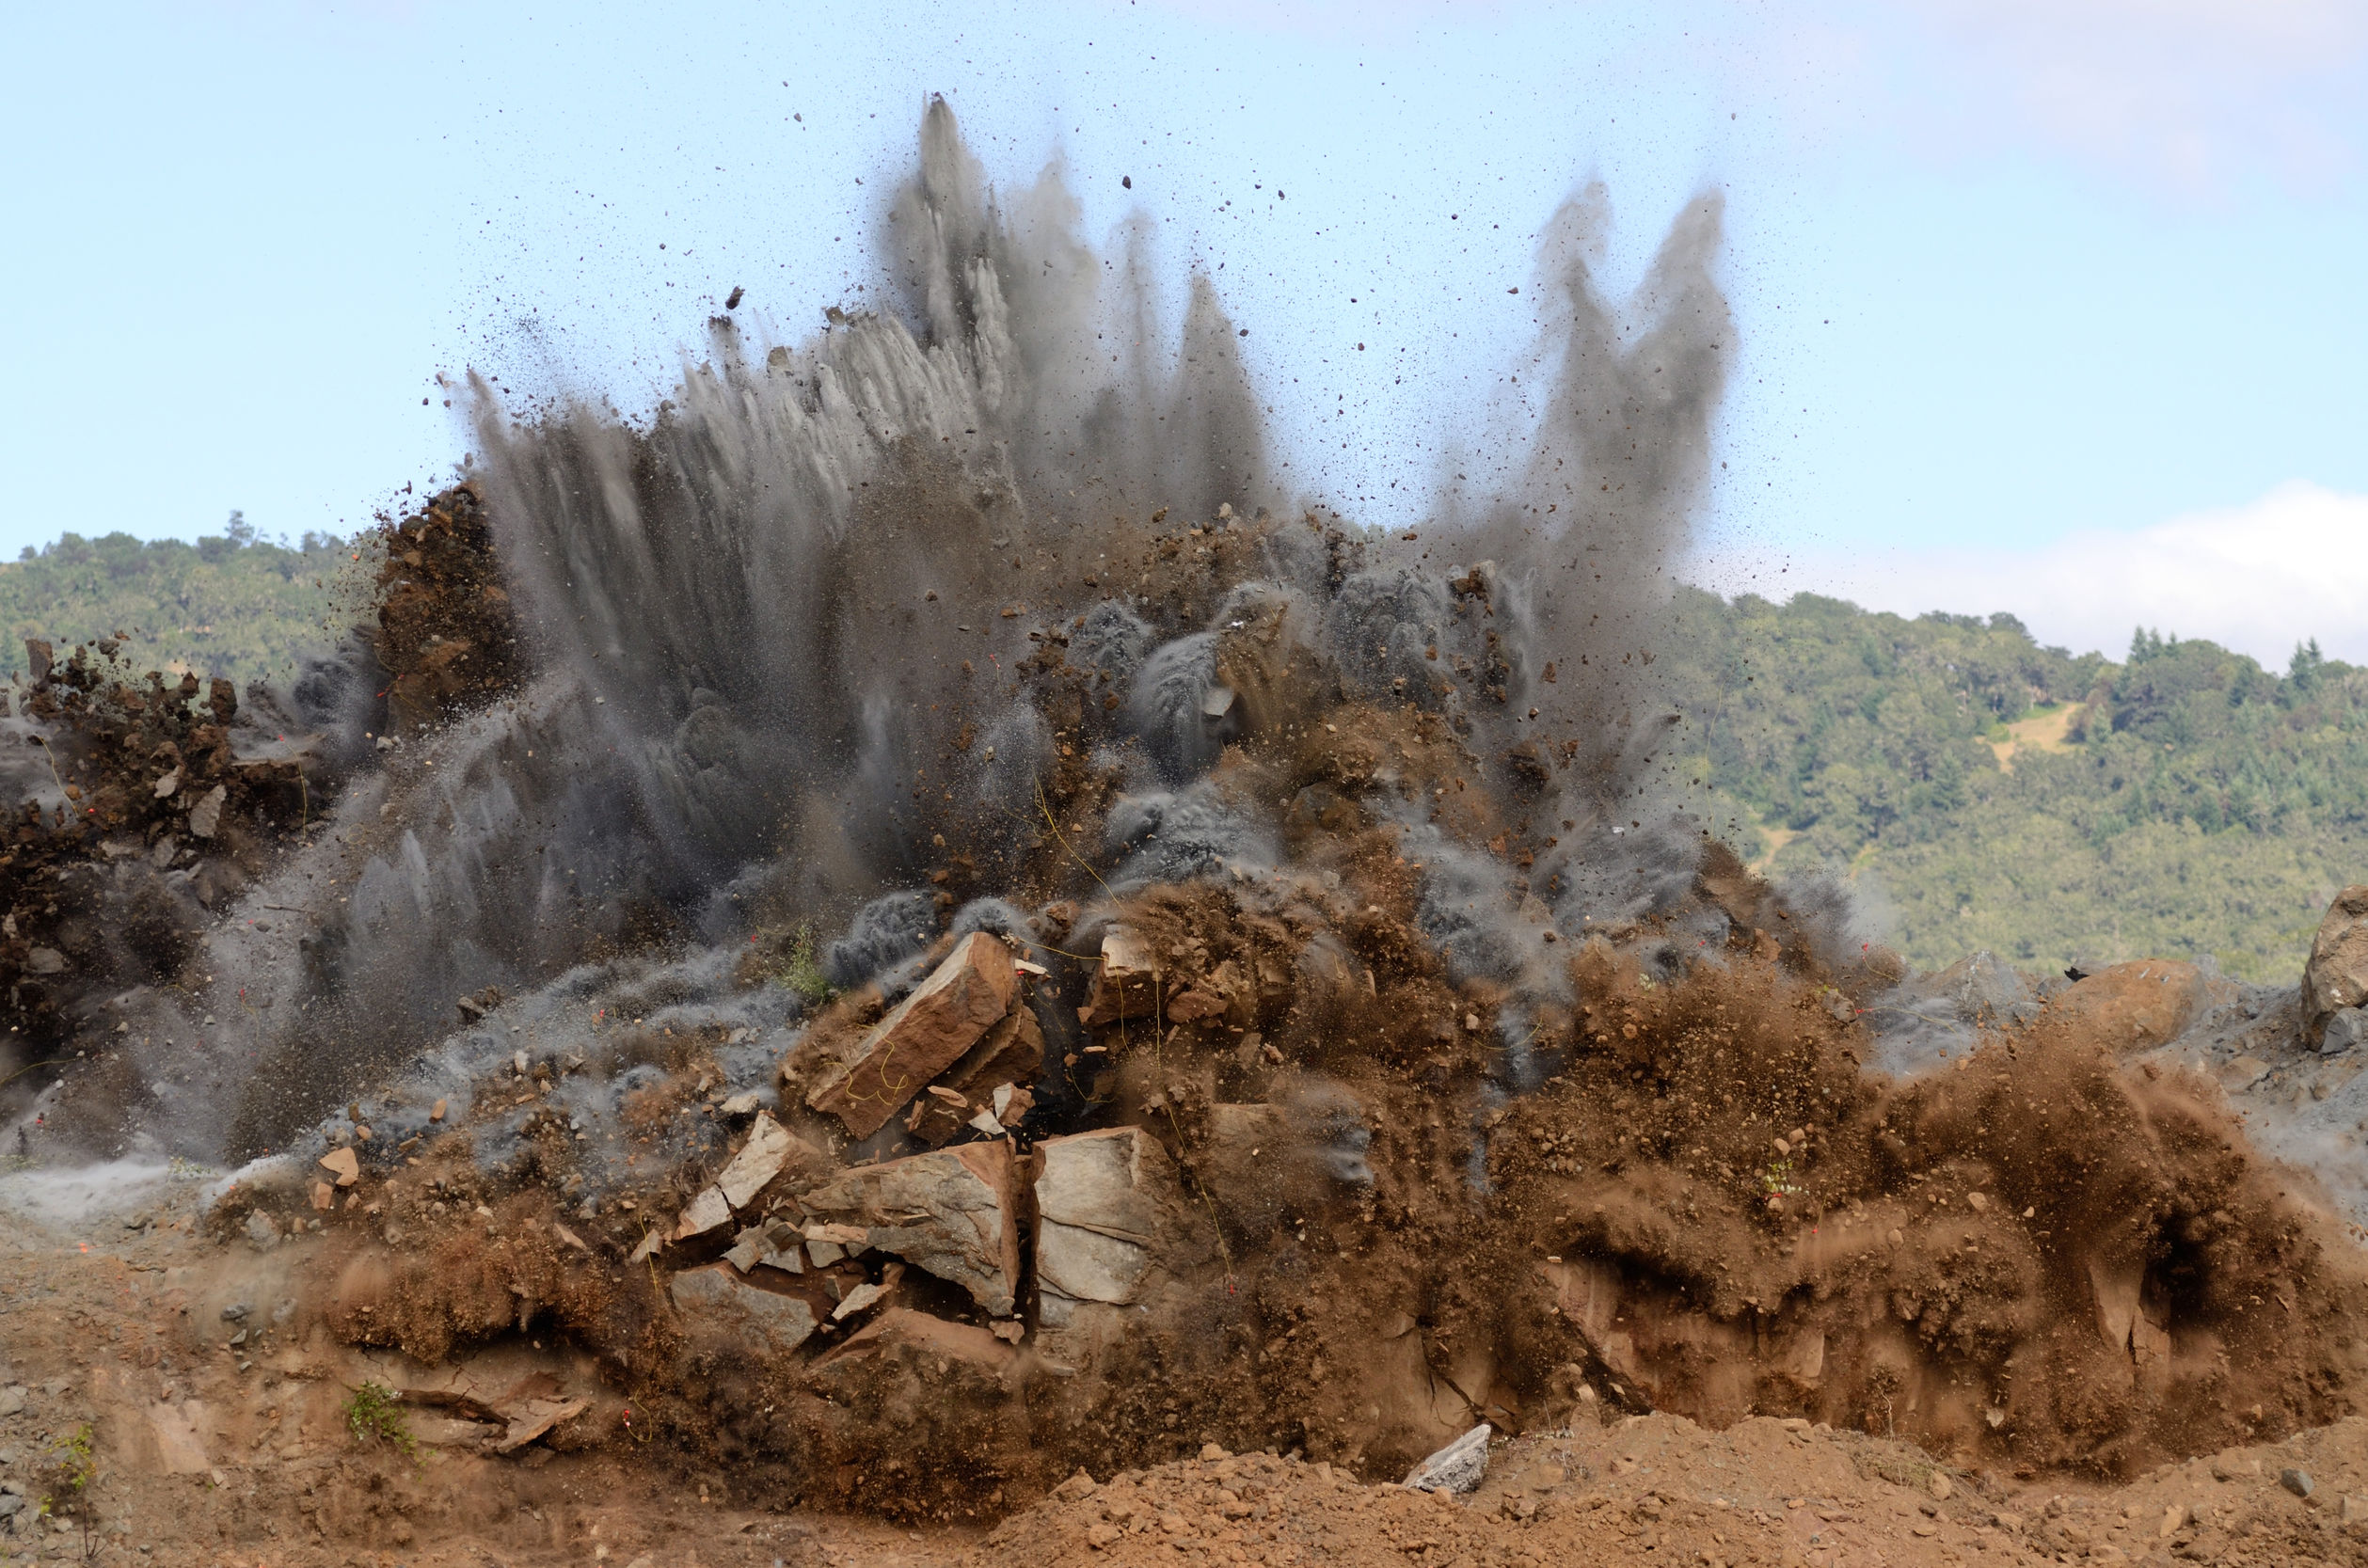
[2280,1467,2313,1498]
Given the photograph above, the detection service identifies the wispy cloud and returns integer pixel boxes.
[1697,481,2368,667]
[1729,0,2368,194]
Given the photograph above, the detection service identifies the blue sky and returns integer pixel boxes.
[5,0,2364,662]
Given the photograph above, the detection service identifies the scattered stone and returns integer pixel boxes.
[0,1387,24,1418]
[1054,1470,1099,1503]
[2219,1055,2274,1092]
[430,1099,447,1122]
[318,1147,361,1187]
[2323,1006,2368,1056]
[1403,1423,1491,1494]
[310,1180,335,1212]
[219,1302,250,1322]
[806,1307,1017,1390]
[829,1265,902,1323]
[2281,1466,2314,1498]
[242,1210,280,1251]
[552,1223,592,1253]
[1928,1471,1953,1501]
[187,784,228,839]
[670,1264,818,1356]
[809,931,1019,1137]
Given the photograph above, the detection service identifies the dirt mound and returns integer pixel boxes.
[981,1414,2368,1568]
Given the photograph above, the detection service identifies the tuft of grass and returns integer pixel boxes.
[776,924,834,1006]
[341,1382,416,1457]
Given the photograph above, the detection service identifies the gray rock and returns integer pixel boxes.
[2281,1466,2314,1498]
[1403,1422,1492,1494]
[0,1386,24,1418]
[668,1264,817,1357]
[0,1493,22,1519]
[219,1302,250,1323]
[2321,1007,2368,1056]
[242,1210,279,1251]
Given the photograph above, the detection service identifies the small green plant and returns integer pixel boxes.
[34,1423,99,1560]
[776,924,834,1006]
[1760,1158,1804,1199]
[341,1382,416,1457]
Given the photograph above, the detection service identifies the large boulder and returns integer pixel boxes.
[1033,1126,1212,1365]
[2306,886,2368,1047]
[800,1141,1024,1316]
[808,931,1017,1137]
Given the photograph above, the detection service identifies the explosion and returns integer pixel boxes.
[3,101,2363,1522]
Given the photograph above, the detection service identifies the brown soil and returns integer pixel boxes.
[6,1195,2367,1566]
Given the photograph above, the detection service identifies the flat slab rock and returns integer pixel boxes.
[807,1307,1016,1385]
[669,1264,818,1357]
[1404,1422,1492,1493]
[809,931,1017,1137]
[1034,1126,1195,1310]
[801,1140,1023,1316]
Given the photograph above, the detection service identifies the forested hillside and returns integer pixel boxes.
[0,516,365,689]
[1,522,2357,980]
[1661,589,2368,980]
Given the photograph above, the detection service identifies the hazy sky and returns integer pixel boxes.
[5,0,2364,663]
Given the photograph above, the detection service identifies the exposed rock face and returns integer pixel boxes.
[808,931,1018,1137]
[1033,1126,1209,1364]
[2041,960,2212,1053]
[801,1141,1024,1316]
[669,1264,818,1357]
[2306,887,2368,1046]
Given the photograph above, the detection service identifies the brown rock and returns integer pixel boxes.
[2040,960,2208,1052]
[808,931,1017,1137]
[318,1147,361,1187]
[906,1005,1044,1146]
[1078,925,1159,1027]
[669,1263,818,1357]
[2305,886,2368,1044]
[801,1141,1023,1315]
[493,1396,589,1454]
[807,1307,1016,1386]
